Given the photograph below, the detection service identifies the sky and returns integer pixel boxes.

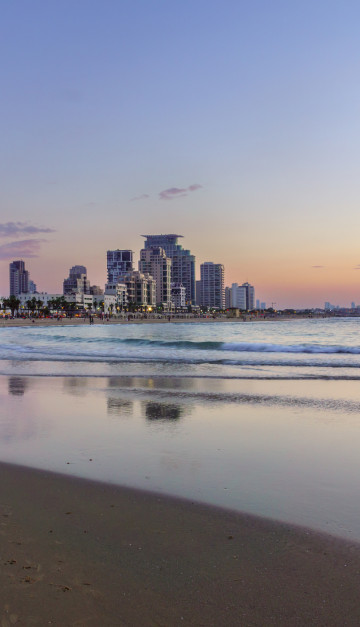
[1,0,360,308]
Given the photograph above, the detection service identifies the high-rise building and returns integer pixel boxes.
[142,235,195,304]
[107,250,133,283]
[139,246,172,307]
[9,260,29,296]
[242,282,255,310]
[63,265,90,295]
[230,282,255,310]
[199,262,225,309]
[225,286,231,309]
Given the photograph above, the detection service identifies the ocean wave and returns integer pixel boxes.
[222,342,360,354]
[23,336,360,354]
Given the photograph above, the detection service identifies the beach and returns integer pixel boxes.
[2,319,360,624]
[2,462,360,626]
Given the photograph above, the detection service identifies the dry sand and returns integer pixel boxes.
[1,463,360,626]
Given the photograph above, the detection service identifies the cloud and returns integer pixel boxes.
[159,184,202,200]
[0,239,49,260]
[0,222,55,237]
[311,265,324,268]
[130,194,150,202]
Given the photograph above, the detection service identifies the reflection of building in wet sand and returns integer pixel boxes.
[107,376,196,393]
[63,377,90,397]
[107,397,134,417]
[8,377,28,396]
[143,401,189,422]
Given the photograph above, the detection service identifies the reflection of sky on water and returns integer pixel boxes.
[2,373,360,541]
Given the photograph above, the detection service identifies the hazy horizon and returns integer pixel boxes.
[1,1,360,309]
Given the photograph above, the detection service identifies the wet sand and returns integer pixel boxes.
[1,462,360,626]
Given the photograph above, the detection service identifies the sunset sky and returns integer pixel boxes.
[1,1,360,308]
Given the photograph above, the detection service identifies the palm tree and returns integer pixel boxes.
[36,299,44,316]
[29,296,38,316]
[25,299,33,316]
[3,295,21,316]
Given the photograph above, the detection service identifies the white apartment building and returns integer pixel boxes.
[230,282,255,310]
[139,246,172,307]
[104,282,128,309]
[120,270,156,307]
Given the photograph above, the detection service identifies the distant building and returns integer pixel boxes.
[196,280,202,306]
[90,285,104,296]
[142,235,195,304]
[104,282,128,309]
[28,279,37,294]
[242,282,255,310]
[107,250,133,283]
[120,270,156,307]
[9,260,29,296]
[139,246,172,307]
[229,282,255,310]
[63,265,90,295]
[171,283,186,308]
[199,262,225,309]
[18,292,67,308]
[225,286,231,309]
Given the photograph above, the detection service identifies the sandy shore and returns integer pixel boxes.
[0,314,320,328]
[0,316,229,327]
[1,463,360,626]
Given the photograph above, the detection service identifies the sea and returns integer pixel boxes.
[1,317,360,541]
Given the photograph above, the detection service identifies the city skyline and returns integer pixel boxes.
[1,2,360,308]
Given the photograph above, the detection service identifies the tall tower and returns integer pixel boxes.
[9,260,29,296]
[199,262,225,309]
[142,235,195,305]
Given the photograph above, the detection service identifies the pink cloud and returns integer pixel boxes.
[0,222,55,237]
[0,239,49,260]
[159,184,202,200]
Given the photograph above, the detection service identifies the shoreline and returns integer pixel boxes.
[0,313,325,328]
[1,461,360,625]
